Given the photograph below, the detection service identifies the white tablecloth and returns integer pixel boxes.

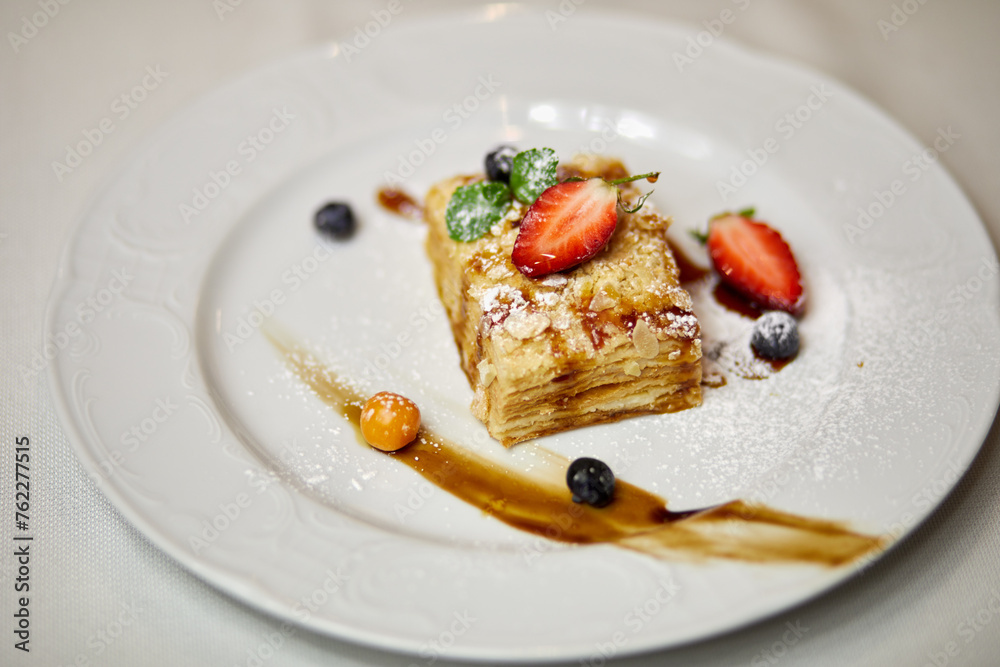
[3,1,998,665]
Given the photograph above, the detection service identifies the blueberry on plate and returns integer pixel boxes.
[566,457,616,508]
[315,202,356,240]
[750,310,799,360]
[485,145,517,183]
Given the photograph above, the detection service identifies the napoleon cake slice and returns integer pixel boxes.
[424,154,702,446]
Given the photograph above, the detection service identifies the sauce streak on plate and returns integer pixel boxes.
[269,335,883,566]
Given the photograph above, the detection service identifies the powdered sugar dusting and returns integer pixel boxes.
[477,284,528,328]
[616,264,852,505]
[662,309,699,340]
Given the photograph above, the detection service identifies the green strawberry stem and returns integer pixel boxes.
[606,172,659,214]
[558,170,660,213]
[618,190,654,214]
[607,171,660,186]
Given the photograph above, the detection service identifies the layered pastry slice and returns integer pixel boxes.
[424,154,702,446]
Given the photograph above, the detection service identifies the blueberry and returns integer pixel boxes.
[566,457,616,508]
[750,311,799,360]
[485,145,517,183]
[315,202,356,240]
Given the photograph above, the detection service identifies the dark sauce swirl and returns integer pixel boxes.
[269,334,884,566]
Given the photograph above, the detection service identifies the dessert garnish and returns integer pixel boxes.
[445,146,659,279]
[484,145,518,183]
[360,391,421,452]
[750,311,799,360]
[444,146,558,242]
[699,209,804,315]
[509,147,559,204]
[566,457,616,508]
[443,180,512,242]
[511,171,658,278]
[314,201,357,240]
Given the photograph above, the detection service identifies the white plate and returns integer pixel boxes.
[47,6,1000,662]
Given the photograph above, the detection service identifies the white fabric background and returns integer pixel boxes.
[2,1,999,665]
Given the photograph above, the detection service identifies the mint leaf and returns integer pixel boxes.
[445,181,512,242]
[510,148,558,204]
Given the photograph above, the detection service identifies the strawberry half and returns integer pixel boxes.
[707,214,804,315]
[512,179,619,277]
[512,170,660,278]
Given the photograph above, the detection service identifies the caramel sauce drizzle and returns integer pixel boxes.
[376,186,423,220]
[268,336,884,567]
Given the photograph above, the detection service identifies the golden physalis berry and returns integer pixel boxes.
[360,391,421,452]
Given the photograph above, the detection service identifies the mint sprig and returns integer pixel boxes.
[510,147,558,205]
[445,181,512,242]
